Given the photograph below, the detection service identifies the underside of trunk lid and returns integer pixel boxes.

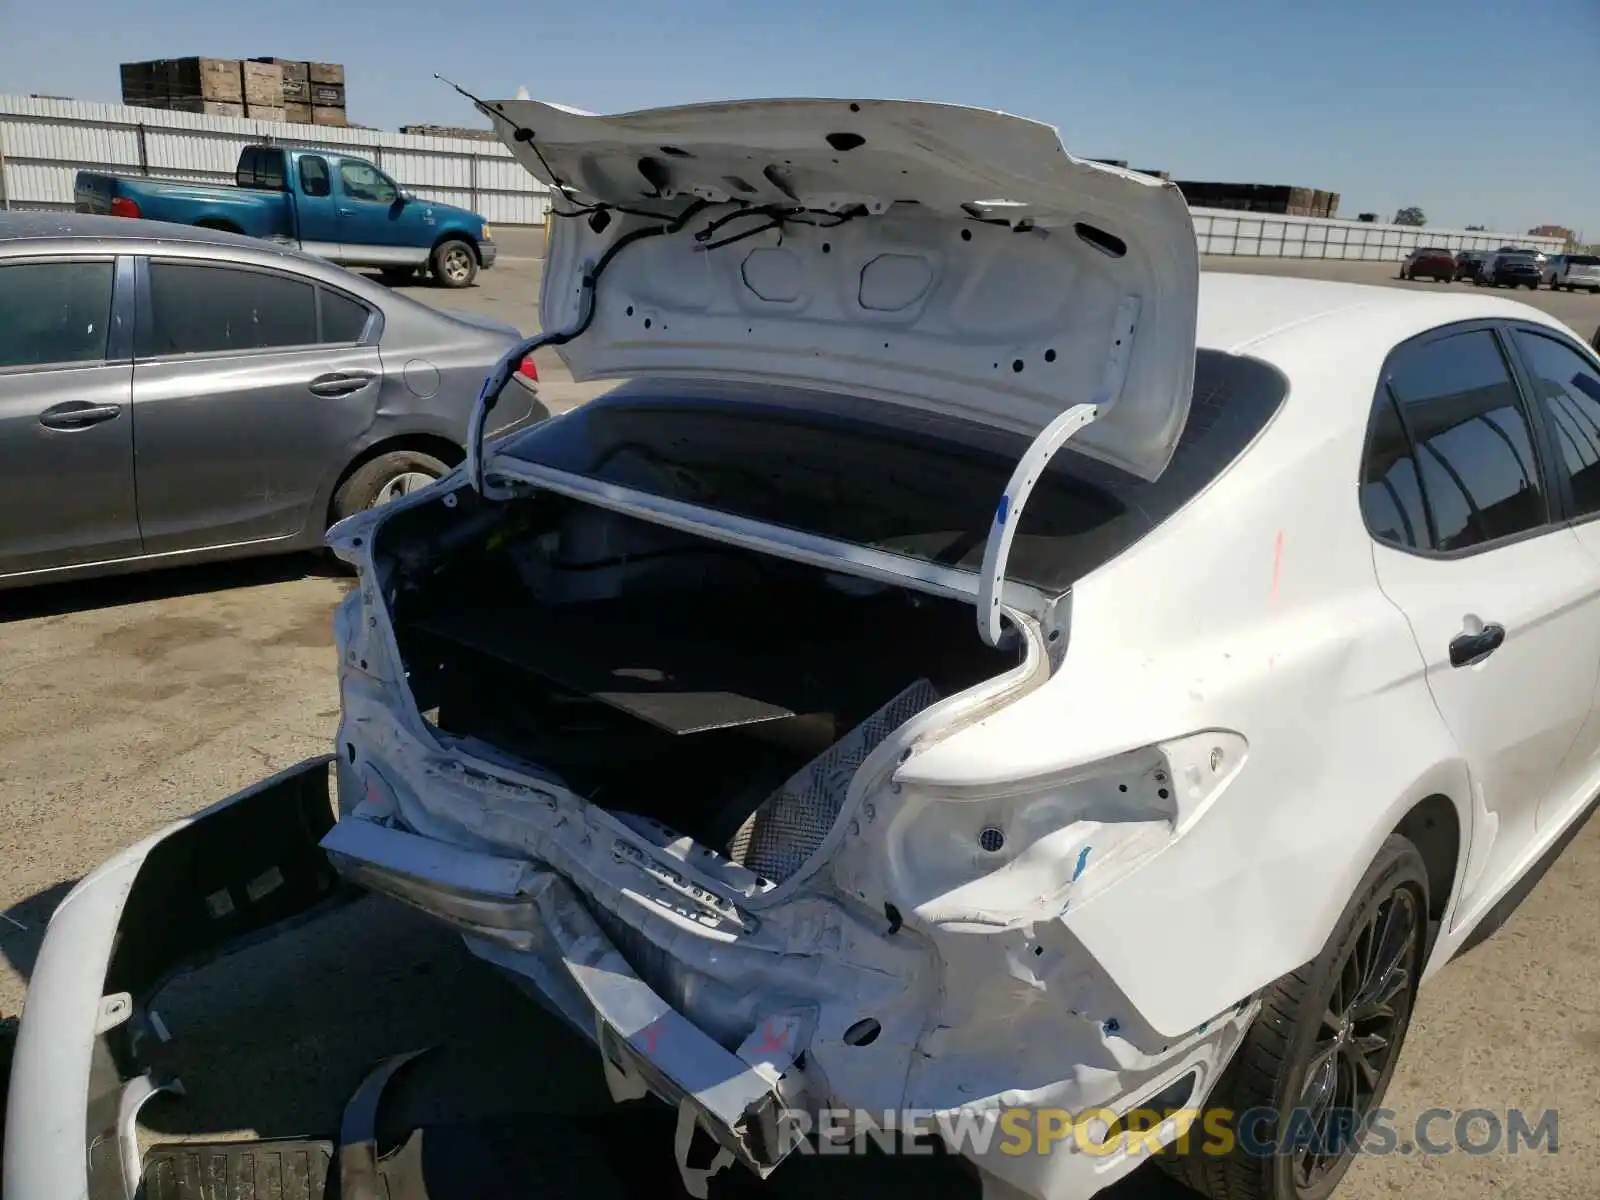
[482,95,1200,484]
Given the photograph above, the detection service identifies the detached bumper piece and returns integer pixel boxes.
[321,817,798,1196]
[2,757,350,1200]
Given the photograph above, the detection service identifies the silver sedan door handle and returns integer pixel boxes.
[308,372,376,397]
[39,401,121,430]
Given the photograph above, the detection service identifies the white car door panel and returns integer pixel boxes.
[1360,324,1600,919]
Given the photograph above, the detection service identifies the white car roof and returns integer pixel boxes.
[1196,272,1575,355]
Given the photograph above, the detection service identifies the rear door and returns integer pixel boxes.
[130,256,384,552]
[1362,323,1600,921]
[0,254,141,575]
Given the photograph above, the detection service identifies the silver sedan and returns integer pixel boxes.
[0,212,546,590]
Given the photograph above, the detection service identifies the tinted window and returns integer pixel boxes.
[256,150,286,191]
[500,350,1288,593]
[1386,330,1546,552]
[235,147,259,188]
[0,260,115,369]
[1569,255,1600,267]
[1361,392,1433,549]
[338,162,396,205]
[320,288,372,343]
[299,156,331,198]
[1513,330,1600,518]
[145,263,316,356]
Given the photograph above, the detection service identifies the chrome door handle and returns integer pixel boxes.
[39,401,121,430]
[308,372,376,397]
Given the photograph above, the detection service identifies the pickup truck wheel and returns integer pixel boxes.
[1160,834,1427,1200]
[431,239,478,288]
[332,450,450,522]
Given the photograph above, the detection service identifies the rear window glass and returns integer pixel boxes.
[500,349,1287,594]
[1568,255,1600,266]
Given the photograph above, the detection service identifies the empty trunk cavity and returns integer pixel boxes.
[380,492,1021,882]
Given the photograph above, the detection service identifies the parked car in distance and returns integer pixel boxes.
[1476,249,1543,289]
[74,144,495,288]
[1399,246,1455,282]
[1454,249,1489,280]
[1545,253,1600,293]
[0,212,546,590]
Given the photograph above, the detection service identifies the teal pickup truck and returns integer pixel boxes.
[75,144,496,288]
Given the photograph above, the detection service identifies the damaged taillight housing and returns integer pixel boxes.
[879,731,1247,927]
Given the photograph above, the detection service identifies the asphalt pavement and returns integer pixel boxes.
[2,237,1598,1200]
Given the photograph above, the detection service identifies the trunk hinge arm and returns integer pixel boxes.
[466,255,598,497]
[976,296,1141,646]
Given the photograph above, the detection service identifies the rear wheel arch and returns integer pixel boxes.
[1393,792,1462,931]
[325,434,465,527]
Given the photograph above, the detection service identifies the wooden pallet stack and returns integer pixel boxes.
[254,59,347,126]
[118,57,348,126]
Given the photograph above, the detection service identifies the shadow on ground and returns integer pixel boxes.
[0,553,345,622]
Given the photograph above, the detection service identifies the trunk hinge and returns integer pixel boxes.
[976,296,1141,646]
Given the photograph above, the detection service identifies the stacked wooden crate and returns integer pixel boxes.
[241,60,285,122]
[118,57,349,126]
[121,58,246,117]
[254,59,346,126]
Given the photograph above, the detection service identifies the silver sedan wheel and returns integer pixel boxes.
[370,471,437,507]
[440,245,474,285]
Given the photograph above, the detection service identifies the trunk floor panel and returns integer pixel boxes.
[407,587,963,739]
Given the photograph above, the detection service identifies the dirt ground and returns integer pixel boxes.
[2,240,1598,1199]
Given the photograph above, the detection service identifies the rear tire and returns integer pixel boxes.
[430,238,478,289]
[1161,834,1428,1200]
[330,449,450,524]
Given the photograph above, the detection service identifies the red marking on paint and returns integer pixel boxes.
[1270,530,1284,605]
[637,1019,665,1054]
[752,1018,789,1056]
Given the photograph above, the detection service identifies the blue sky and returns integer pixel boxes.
[3,0,1596,238]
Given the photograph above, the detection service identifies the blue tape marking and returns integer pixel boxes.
[995,494,1010,527]
[1072,845,1092,882]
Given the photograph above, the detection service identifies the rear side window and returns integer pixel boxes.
[1568,255,1600,267]
[1512,330,1600,518]
[320,288,372,343]
[143,262,316,356]
[499,349,1289,594]
[299,156,331,198]
[1363,328,1548,553]
[0,260,115,369]
[1360,393,1432,549]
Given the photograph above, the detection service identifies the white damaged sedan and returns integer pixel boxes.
[12,96,1600,1200]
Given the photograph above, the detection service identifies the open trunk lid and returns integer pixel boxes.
[486,96,1200,483]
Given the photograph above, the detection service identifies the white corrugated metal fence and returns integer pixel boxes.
[0,94,1565,255]
[0,94,551,225]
